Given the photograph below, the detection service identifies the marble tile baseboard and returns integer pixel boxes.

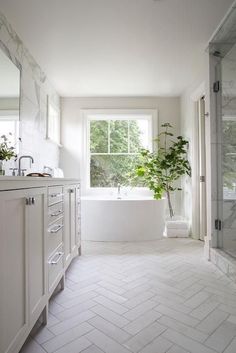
[210,247,236,282]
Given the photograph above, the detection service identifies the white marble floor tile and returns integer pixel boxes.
[20,239,236,353]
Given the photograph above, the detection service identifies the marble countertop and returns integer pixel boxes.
[0,176,80,191]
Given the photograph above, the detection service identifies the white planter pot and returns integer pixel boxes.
[164,217,189,238]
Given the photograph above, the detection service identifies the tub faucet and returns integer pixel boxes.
[18,155,34,176]
[117,183,122,199]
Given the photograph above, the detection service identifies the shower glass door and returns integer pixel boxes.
[221,43,236,257]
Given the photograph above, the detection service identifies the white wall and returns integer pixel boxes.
[0,11,60,172]
[60,96,181,211]
[180,53,210,239]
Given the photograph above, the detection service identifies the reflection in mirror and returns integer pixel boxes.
[0,48,20,153]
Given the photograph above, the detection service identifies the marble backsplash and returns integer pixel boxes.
[0,11,60,174]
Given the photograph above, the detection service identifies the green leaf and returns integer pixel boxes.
[129,122,191,216]
[137,167,145,176]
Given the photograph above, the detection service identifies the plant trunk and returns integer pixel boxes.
[166,190,174,219]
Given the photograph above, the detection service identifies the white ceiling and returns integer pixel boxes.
[0,49,20,97]
[0,0,234,97]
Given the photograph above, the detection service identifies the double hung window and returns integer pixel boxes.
[85,110,155,188]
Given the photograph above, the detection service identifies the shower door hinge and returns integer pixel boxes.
[213,81,220,93]
[215,219,222,231]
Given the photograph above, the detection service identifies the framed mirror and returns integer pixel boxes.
[0,47,21,151]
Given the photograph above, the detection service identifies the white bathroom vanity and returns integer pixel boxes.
[0,177,81,353]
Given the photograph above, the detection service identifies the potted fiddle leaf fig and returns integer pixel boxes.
[132,123,191,237]
[0,134,17,175]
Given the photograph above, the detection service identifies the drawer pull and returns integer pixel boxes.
[49,252,64,265]
[26,197,36,206]
[50,193,63,198]
[50,210,63,217]
[49,224,63,234]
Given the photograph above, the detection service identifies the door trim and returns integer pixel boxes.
[190,82,206,240]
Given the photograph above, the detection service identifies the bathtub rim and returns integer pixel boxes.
[81,195,166,201]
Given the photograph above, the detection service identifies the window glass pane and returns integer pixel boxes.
[90,120,108,153]
[0,120,18,146]
[90,154,140,187]
[129,120,149,153]
[110,120,128,153]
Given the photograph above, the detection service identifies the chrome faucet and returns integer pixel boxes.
[18,155,34,176]
[117,183,121,199]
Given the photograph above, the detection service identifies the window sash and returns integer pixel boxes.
[90,153,139,156]
[89,118,152,155]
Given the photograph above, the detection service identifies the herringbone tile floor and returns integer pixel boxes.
[21,239,236,353]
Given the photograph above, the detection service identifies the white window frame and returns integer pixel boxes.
[82,109,158,195]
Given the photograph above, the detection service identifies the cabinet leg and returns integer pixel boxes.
[78,246,82,256]
[42,304,48,326]
[60,274,65,290]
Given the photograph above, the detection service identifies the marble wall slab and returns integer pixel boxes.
[0,11,60,173]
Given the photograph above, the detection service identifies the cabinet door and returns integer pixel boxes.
[27,188,47,325]
[76,184,81,249]
[64,185,77,269]
[0,190,28,353]
[64,185,71,267]
[70,186,77,254]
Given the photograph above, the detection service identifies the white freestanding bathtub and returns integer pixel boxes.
[81,195,166,241]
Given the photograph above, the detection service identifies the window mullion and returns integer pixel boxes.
[108,120,110,153]
[128,120,130,153]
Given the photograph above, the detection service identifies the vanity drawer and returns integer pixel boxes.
[48,220,63,255]
[48,186,64,206]
[48,245,64,293]
[48,202,64,225]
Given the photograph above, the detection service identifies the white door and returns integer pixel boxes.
[70,186,77,255]
[64,185,78,269]
[76,184,81,249]
[64,185,71,267]
[0,190,28,353]
[198,96,207,241]
[27,188,47,325]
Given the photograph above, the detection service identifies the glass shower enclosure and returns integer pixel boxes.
[210,6,236,258]
[221,44,236,257]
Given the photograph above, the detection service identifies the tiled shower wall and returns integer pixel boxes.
[0,11,60,172]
